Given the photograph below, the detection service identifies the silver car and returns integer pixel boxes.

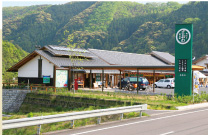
[154,78,175,88]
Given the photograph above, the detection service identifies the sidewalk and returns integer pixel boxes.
[176,102,208,110]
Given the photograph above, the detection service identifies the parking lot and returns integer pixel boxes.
[81,86,208,95]
[115,87,208,95]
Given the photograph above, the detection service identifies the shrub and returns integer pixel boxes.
[27,112,33,117]
[55,106,62,112]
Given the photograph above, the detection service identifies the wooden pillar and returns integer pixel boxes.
[120,70,122,90]
[53,66,56,87]
[102,69,104,92]
[110,75,112,87]
[90,69,92,89]
[114,74,116,88]
[114,75,117,88]
[105,74,108,88]
[153,70,155,93]
[137,69,139,94]
[68,67,71,91]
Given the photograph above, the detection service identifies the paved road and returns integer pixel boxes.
[44,107,208,135]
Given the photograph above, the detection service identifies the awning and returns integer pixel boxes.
[194,71,206,78]
[71,69,86,73]
[192,65,205,71]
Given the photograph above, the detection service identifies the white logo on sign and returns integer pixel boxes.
[176,28,191,45]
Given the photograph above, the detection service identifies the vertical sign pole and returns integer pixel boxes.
[53,66,56,87]
[102,69,104,92]
[119,70,122,90]
[137,69,139,94]
[192,70,194,103]
[68,67,71,91]
[153,70,155,93]
[175,24,193,96]
[90,69,92,89]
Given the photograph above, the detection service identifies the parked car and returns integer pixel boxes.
[154,78,175,89]
[118,77,149,91]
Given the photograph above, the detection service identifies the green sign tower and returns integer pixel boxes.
[175,24,193,96]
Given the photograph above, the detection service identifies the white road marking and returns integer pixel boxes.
[160,131,174,135]
[71,108,208,135]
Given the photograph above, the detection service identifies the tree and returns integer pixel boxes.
[2,41,28,82]
[66,33,87,93]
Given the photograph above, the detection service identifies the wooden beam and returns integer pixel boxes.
[53,66,56,87]
[137,69,139,94]
[102,69,104,92]
[68,67,71,91]
[153,70,155,93]
[105,74,108,88]
[90,70,92,89]
[120,70,122,90]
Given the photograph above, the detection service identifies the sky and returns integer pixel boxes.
[0,0,197,29]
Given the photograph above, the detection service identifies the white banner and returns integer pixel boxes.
[193,71,200,94]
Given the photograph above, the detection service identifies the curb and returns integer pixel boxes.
[176,102,208,110]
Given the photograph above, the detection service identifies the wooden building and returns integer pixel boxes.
[8,45,176,89]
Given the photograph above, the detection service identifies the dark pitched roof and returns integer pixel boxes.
[193,55,208,64]
[88,49,168,66]
[36,50,109,67]
[8,45,174,72]
[150,51,175,65]
[8,51,39,72]
[42,45,93,58]
[8,48,110,72]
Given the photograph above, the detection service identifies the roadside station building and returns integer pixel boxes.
[8,45,176,89]
[193,55,208,86]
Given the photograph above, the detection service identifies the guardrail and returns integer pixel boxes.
[3,104,147,132]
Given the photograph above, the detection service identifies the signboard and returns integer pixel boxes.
[175,24,193,96]
[43,76,50,83]
[56,70,68,87]
[178,59,187,72]
[96,74,101,81]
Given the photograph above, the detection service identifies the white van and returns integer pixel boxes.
[154,78,175,88]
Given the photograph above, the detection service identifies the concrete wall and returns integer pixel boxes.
[18,55,54,78]
[3,89,30,113]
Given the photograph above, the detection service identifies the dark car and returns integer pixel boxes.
[118,77,149,91]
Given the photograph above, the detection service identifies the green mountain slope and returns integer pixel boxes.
[56,1,182,50]
[3,41,28,81]
[3,1,208,59]
[3,2,96,52]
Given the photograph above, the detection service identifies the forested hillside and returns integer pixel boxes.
[2,41,28,81]
[3,1,208,59]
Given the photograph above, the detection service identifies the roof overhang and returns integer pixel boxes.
[150,52,173,65]
[63,65,175,71]
[62,65,205,71]
[7,50,59,72]
[192,65,205,71]
[7,51,38,72]
[193,55,208,64]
